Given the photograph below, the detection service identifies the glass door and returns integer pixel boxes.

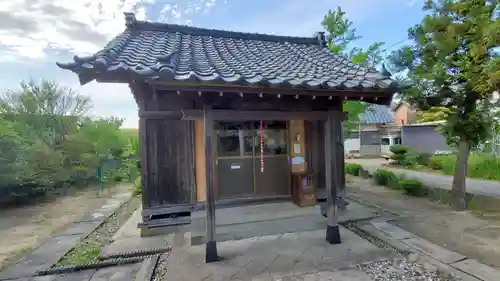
[252,121,291,196]
[216,122,255,199]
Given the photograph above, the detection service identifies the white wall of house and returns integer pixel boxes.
[345,138,360,153]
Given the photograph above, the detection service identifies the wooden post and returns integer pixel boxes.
[203,104,218,263]
[336,121,348,211]
[324,114,341,244]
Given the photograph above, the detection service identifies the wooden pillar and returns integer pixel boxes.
[203,104,218,263]
[336,120,348,211]
[324,113,341,244]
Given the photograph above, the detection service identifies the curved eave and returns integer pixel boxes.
[56,61,399,105]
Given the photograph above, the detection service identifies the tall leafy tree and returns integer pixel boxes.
[388,0,499,210]
[417,106,452,122]
[322,7,387,133]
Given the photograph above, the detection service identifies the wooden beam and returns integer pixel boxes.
[139,109,347,121]
[203,104,219,263]
[336,120,348,210]
[138,110,201,120]
[151,81,395,99]
[324,112,341,244]
[141,204,195,217]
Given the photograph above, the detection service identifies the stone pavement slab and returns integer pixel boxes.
[111,209,141,241]
[190,201,376,244]
[0,235,82,280]
[371,221,415,240]
[9,256,157,281]
[358,218,500,281]
[0,192,133,280]
[401,237,466,264]
[165,227,390,281]
[451,258,500,281]
[55,221,103,237]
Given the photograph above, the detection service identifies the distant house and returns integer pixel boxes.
[392,101,417,126]
[345,104,401,158]
[344,103,454,158]
[401,121,454,154]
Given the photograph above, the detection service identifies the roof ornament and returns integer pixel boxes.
[124,12,137,28]
[314,32,326,48]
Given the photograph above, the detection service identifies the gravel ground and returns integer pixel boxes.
[359,258,461,281]
[56,195,140,266]
[152,252,169,281]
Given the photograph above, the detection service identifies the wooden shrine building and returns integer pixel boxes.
[57,13,399,263]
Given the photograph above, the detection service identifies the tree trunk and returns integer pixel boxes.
[451,139,470,211]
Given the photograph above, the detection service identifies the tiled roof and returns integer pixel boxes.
[359,104,395,124]
[56,13,398,93]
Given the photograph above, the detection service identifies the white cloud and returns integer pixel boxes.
[0,0,157,60]
[0,0,223,128]
[157,0,221,24]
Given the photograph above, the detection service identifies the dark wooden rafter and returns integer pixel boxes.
[150,82,390,105]
[138,109,347,121]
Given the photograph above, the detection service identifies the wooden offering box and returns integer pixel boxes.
[291,171,316,207]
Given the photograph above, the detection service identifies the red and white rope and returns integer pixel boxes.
[260,120,264,172]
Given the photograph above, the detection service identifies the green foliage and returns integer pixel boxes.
[400,179,425,196]
[390,145,419,166]
[321,7,386,69]
[417,152,433,166]
[345,163,362,176]
[321,6,387,134]
[388,0,500,209]
[0,80,139,206]
[343,101,367,133]
[387,0,500,208]
[387,175,402,190]
[133,176,142,196]
[428,155,449,171]
[428,154,500,181]
[374,169,396,186]
[57,240,101,266]
[389,145,410,155]
[417,106,452,123]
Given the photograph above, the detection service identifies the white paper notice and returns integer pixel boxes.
[230,164,241,169]
[291,156,305,165]
[293,143,301,154]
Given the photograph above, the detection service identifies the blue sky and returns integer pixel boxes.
[0,0,426,128]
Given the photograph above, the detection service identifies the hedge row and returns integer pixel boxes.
[345,163,425,197]
[389,145,500,181]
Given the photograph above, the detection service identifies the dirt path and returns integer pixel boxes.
[348,177,500,269]
[0,184,132,269]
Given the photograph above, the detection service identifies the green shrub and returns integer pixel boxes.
[428,156,445,170]
[417,153,432,166]
[387,174,403,189]
[133,176,142,196]
[374,169,396,186]
[345,163,362,176]
[400,179,425,196]
[390,145,419,167]
[359,168,371,179]
[428,154,500,181]
[468,154,500,181]
[389,145,410,155]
